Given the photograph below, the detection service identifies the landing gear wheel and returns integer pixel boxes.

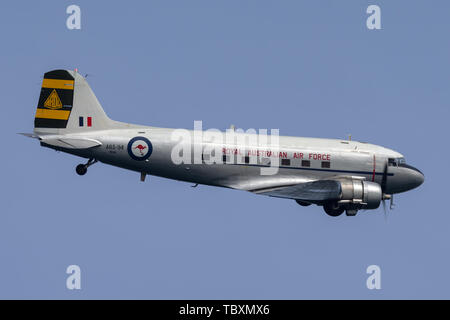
[76,164,87,176]
[295,200,311,206]
[75,158,97,176]
[323,202,345,217]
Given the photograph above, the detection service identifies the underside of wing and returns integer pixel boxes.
[255,180,342,203]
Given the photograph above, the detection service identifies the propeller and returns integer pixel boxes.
[381,160,388,192]
[380,160,394,219]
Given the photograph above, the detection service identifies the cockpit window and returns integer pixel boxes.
[388,157,406,166]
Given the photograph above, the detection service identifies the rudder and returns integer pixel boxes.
[35,70,75,130]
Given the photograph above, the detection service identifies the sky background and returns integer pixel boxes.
[0,0,449,299]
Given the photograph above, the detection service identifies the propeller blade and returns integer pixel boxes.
[381,160,388,193]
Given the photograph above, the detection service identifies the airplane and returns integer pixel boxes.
[22,69,424,217]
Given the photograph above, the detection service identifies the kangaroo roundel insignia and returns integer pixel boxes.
[127,137,153,161]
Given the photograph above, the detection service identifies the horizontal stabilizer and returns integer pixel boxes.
[18,133,41,139]
[41,136,102,149]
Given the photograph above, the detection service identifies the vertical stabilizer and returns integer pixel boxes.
[34,69,113,135]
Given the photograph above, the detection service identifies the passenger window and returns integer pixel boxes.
[321,161,330,168]
[244,156,250,164]
[301,160,310,167]
[281,159,290,166]
[222,155,229,163]
[260,157,270,166]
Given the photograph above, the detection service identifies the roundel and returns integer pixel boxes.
[127,136,153,161]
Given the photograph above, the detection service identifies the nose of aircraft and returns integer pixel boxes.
[384,163,424,194]
[398,164,424,192]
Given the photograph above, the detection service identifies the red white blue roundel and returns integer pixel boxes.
[127,136,153,161]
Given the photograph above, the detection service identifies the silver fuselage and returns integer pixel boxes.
[42,126,424,195]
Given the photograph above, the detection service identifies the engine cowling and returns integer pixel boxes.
[338,179,382,209]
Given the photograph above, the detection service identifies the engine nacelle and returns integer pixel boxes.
[338,179,382,209]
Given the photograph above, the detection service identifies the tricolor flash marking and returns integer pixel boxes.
[79,116,92,127]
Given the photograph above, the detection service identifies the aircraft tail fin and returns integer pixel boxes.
[34,69,113,135]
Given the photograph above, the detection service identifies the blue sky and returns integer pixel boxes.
[0,0,449,299]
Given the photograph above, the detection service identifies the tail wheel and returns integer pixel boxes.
[323,202,345,217]
[76,164,87,176]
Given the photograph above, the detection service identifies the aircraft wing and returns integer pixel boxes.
[254,180,341,202]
